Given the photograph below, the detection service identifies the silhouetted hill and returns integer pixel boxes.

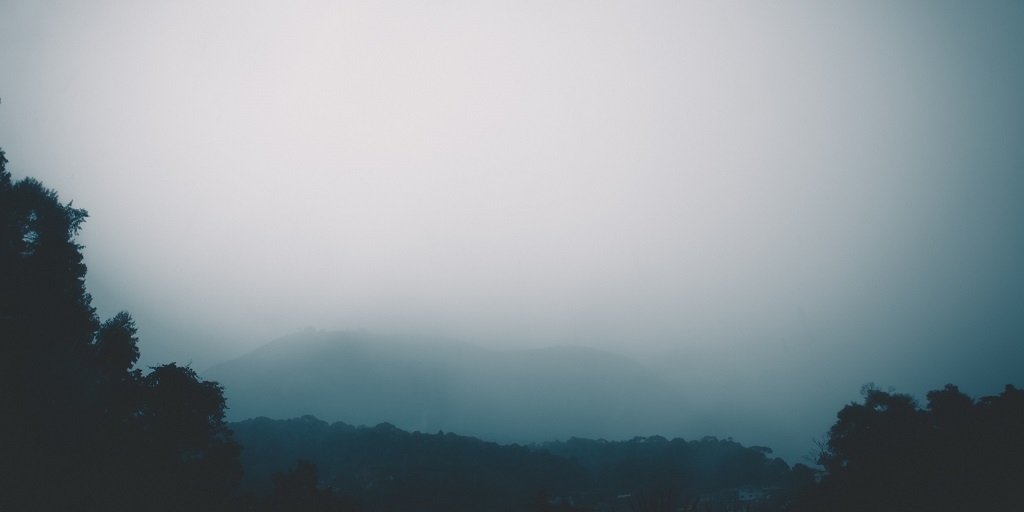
[229,415,798,512]
[205,330,687,443]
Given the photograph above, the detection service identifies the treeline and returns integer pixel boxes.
[231,416,805,511]
[795,383,1024,512]
[233,416,587,511]
[538,435,803,500]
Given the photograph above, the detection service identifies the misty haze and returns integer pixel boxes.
[2,1,1023,510]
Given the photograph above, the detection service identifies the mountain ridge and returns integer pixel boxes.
[204,330,688,444]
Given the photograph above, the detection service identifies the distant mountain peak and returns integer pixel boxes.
[205,330,685,444]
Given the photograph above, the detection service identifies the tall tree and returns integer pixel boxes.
[0,148,100,510]
[0,148,242,511]
[802,383,1024,511]
[129,363,242,511]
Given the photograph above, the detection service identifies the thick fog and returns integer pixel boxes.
[2,1,1023,464]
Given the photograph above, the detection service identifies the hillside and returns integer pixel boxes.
[229,415,801,512]
[205,330,689,443]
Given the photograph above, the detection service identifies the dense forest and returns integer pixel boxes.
[230,415,805,511]
[2,146,1022,511]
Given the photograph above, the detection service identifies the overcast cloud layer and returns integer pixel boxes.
[2,1,1023,462]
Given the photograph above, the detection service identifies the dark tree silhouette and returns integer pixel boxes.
[798,383,1024,511]
[94,311,142,378]
[131,363,242,511]
[0,147,242,511]
[262,459,358,512]
[1,148,101,510]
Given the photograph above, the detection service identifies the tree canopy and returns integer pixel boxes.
[799,383,1024,511]
[0,148,241,511]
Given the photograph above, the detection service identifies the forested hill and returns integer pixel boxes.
[229,415,807,512]
[206,330,689,443]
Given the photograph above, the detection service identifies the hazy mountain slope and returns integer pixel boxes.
[205,330,687,443]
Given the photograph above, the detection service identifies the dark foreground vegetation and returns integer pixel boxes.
[794,382,1024,512]
[231,416,805,511]
[1,149,240,511]
[2,147,1022,511]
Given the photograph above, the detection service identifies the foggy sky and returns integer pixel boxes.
[2,1,1023,464]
